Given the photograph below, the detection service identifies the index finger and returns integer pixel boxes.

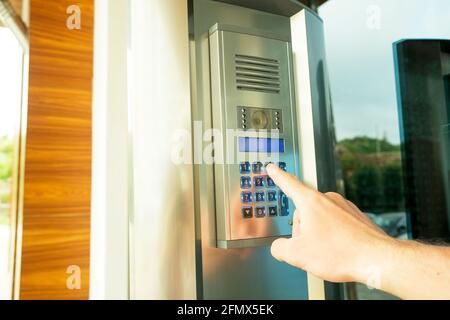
[266,163,314,206]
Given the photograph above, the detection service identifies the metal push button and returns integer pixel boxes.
[255,206,266,218]
[266,176,276,188]
[278,162,287,171]
[239,162,251,174]
[267,190,277,202]
[240,176,252,189]
[240,191,252,204]
[242,207,253,219]
[280,191,289,216]
[255,191,265,202]
[268,206,278,217]
[252,162,263,174]
[253,176,265,188]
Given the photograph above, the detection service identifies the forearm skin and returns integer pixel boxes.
[355,239,450,300]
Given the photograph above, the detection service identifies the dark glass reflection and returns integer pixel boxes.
[394,39,450,241]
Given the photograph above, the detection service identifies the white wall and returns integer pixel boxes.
[90,0,130,300]
[128,0,196,299]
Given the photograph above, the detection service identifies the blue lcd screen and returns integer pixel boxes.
[239,137,285,153]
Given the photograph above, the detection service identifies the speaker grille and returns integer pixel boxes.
[235,54,280,94]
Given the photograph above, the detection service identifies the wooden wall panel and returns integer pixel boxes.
[19,0,93,299]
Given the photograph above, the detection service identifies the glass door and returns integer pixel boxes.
[394,39,450,241]
[319,0,450,299]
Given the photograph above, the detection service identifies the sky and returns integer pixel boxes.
[319,0,450,143]
[0,27,23,139]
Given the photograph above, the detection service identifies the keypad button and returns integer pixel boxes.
[280,191,289,216]
[239,162,251,174]
[278,162,287,171]
[242,207,253,219]
[240,191,252,203]
[255,206,266,218]
[266,177,276,188]
[252,162,263,174]
[267,191,277,202]
[253,176,265,188]
[240,176,252,189]
[255,191,265,202]
[268,206,278,217]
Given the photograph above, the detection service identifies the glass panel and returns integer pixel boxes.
[0,26,24,300]
[319,0,450,299]
[395,40,450,241]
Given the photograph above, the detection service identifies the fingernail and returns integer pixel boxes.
[266,163,277,174]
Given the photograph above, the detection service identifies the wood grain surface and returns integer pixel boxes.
[19,0,93,300]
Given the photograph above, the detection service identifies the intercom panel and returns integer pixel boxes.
[209,24,300,248]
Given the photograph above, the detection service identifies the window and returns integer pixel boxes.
[319,0,450,299]
[0,26,25,300]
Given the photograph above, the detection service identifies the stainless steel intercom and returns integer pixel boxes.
[125,0,336,300]
[209,23,300,248]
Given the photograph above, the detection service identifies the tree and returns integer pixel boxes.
[337,136,404,214]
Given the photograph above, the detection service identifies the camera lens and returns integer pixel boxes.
[250,110,269,129]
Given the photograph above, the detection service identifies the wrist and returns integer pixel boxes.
[351,235,400,289]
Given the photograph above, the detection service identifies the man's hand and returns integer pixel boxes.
[266,164,395,285]
[267,164,450,299]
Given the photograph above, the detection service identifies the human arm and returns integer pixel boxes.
[266,164,450,300]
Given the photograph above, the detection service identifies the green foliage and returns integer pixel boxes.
[0,192,10,203]
[338,136,400,154]
[0,136,14,225]
[0,213,9,225]
[337,136,404,213]
[0,135,13,181]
